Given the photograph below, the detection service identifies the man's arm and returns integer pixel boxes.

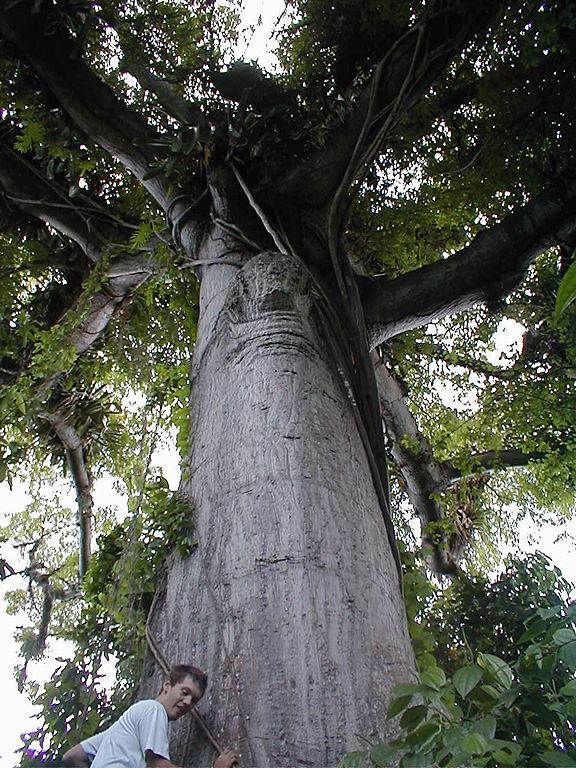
[146,749,237,768]
[145,750,180,768]
[62,744,91,767]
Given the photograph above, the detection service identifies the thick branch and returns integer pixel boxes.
[272,0,501,208]
[375,357,458,575]
[121,57,205,126]
[377,356,553,574]
[37,409,92,578]
[0,4,172,208]
[0,133,120,263]
[413,339,522,381]
[68,252,155,359]
[456,448,548,474]
[362,180,576,346]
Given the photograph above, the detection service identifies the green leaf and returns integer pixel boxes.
[15,391,26,415]
[493,749,520,766]
[391,682,420,698]
[490,739,523,760]
[400,704,428,732]
[370,744,395,767]
[420,666,446,690]
[453,664,482,698]
[387,693,413,719]
[554,628,576,668]
[339,751,368,768]
[554,254,576,323]
[497,688,520,708]
[541,750,576,767]
[538,605,563,620]
[404,720,442,751]
[477,653,514,689]
[518,617,550,643]
[460,732,488,756]
[560,680,576,696]
[473,715,497,742]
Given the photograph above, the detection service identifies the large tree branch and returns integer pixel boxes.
[376,356,551,574]
[0,132,122,263]
[375,356,458,575]
[362,180,576,346]
[457,448,548,473]
[37,408,92,578]
[120,56,205,127]
[271,0,501,209]
[0,121,159,389]
[0,4,173,209]
[68,252,155,358]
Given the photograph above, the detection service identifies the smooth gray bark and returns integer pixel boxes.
[144,242,415,767]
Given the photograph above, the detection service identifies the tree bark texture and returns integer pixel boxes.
[143,243,415,767]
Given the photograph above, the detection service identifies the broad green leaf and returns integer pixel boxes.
[560,680,576,696]
[370,744,395,767]
[453,664,482,698]
[400,704,428,732]
[392,683,420,698]
[554,628,576,668]
[404,721,442,751]
[477,653,514,689]
[444,750,468,767]
[490,739,523,758]
[497,688,520,708]
[538,605,563,620]
[420,666,446,690]
[493,749,520,766]
[444,700,463,721]
[15,391,26,415]
[541,750,576,767]
[339,750,368,768]
[480,684,500,700]
[387,693,413,719]
[472,715,497,742]
[554,255,576,323]
[518,617,551,643]
[460,732,488,756]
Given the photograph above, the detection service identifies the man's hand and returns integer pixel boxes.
[214,749,237,767]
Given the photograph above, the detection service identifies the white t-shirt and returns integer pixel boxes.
[80,699,170,768]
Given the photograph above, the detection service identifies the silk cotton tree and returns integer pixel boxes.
[1,0,576,765]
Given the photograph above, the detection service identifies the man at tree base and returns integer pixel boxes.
[62,664,237,768]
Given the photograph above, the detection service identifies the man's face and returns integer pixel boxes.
[159,675,203,721]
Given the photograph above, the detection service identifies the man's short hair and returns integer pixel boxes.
[168,664,208,695]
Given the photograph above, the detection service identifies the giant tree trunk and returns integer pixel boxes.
[143,239,416,766]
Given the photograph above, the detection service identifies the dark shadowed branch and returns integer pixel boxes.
[120,56,207,127]
[362,180,576,346]
[0,3,174,208]
[273,0,502,212]
[0,132,124,263]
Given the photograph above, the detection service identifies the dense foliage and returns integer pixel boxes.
[0,0,575,763]
[341,551,576,767]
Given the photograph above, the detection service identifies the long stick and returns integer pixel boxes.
[145,619,225,754]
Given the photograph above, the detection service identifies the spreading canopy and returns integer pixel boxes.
[0,0,575,756]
